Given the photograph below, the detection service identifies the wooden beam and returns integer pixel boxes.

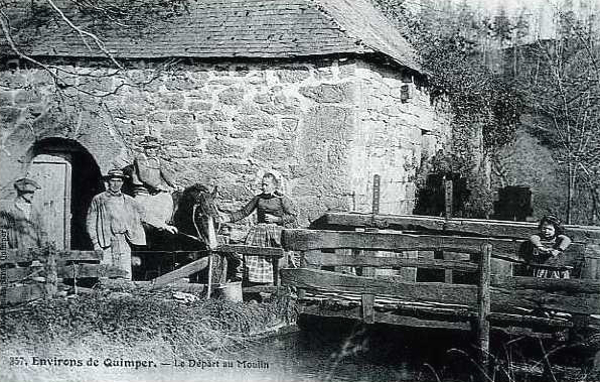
[282,268,478,306]
[151,257,209,287]
[281,268,600,315]
[0,284,48,305]
[4,267,45,283]
[488,312,573,328]
[282,229,585,266]
[58,264,128,279]
[324,212,446,231]
[282,229,502,253]
[303,251,479,272]
[491,275,600,294]
[323,213,600,242]
[491,326,560,339]
[2,249,103,265]
[215,245,284,258]
[300,304,472,331]
[492,286,600,315]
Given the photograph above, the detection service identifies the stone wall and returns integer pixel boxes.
[351,61,450,215]
[0,57,450,225]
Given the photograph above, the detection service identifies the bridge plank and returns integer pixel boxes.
[58,264,128,279]
[4,267,46,283]
[282,229,510,253]
[300,304,472,330]
[1,249,103,265]
[491,275,600,294]
[282,268,478,306]
[0,284,49,305]
[215,245,284,258]
[151,257,209,287]
[281,268,600,315]
[282,229,585,264]
[324,213,600,242]
[303,251,479,272]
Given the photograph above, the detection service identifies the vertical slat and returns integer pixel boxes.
[477,244,492,370]
[334,249,356,275]
[297,288,305,300]
[362,294,375,324]
[444,268,454,283]
[273,255,280,286]
[206,254,213,299]
[573,314,590,328]
[445,179,453,218]
[399,250,417,281]
[45,249,57,298]
[359,228,377,277]
[372,174,381,215]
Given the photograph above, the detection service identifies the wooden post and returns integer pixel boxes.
[273,255,280,286]
[477,244,492,371]
[372,174,381,215]
[206,216,217,299]
[362,294,375,324]
[45,248,57,298]
[445,179,453,219]
[206,255,213,299]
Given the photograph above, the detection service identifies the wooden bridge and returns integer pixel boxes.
[279,212,600,362]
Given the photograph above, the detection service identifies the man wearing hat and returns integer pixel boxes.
[86,169,146,280]
[0,178,47,249]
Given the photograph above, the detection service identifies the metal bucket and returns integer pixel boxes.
[214,281,243,302]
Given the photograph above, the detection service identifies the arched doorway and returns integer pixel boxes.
[28,138,104,250]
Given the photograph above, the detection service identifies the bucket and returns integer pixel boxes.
[214,281,243,302]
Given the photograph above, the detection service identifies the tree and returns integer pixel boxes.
[376,0,522,218]
[511,7,600,224]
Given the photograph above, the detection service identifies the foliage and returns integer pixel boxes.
[376,0,525,218]
[508,9,600,224]
[378,1,600,223]
[0,287,298,358]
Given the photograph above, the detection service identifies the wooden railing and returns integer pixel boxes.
[280,228,600,362]
[0,248,126,305]
[1,244,286,305]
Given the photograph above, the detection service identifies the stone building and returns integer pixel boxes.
[1,0,450,249]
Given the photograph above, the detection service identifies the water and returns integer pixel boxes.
[122,317,593,382]
[208,318,481,382]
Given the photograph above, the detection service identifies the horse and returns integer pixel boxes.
[131,184,221,281]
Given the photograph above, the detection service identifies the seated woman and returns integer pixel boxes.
[222,172,297,285]
[529,215,572,279]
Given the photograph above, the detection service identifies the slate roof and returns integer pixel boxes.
[1,0,419,71]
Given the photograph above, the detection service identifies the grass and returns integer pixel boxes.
[0,283,298,382]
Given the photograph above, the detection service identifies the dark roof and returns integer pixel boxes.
[2,0,420,71]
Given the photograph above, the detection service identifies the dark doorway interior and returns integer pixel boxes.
[32,138,104,250]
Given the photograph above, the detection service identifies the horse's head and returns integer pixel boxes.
[172,184,220,249]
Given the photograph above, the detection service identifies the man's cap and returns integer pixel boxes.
[103,169,127,180]
[14,178,41,193]
[139,135,161,148]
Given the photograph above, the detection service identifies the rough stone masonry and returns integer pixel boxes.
[0,57,451,226]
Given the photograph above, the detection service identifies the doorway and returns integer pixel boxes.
[28,138,104,250]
